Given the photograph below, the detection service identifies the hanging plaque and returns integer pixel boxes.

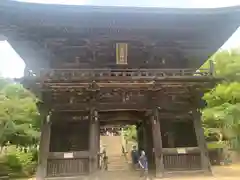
[116,43,128,65]
[64,152,74,159]
[177,148,187,154]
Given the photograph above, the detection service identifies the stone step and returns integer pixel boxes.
[108,163,128,167]
[108,159,127,163]
[108,156,128,161]
[108,162,128,166]
[107,155,130,172]
[107,164,128,168]
[97,170,142,180]
[108,156,126,160]
[108,165,130,171]
[107,168,129,172]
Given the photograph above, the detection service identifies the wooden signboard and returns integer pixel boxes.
[177,148,187,154]
[64,152,74,159]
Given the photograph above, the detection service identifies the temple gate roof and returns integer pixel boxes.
[0,1,239,73]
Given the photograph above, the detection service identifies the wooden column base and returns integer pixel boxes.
[89,109,99,173]
[151,109,164,178]
[36,115,51,180]
[193,111,212,175]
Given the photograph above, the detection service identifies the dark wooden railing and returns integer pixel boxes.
[163,153,201,170]
[46,151,90,177]
[47,151,89,177]
[162,147,202,171]
[47,158,89,177]
[40,68,212,81]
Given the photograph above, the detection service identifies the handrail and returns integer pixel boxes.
[39,68,212,80]
[40,68,210,73]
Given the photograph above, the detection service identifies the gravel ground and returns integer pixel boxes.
[21,164,240,180]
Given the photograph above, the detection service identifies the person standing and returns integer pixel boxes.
[138,150,148,178]
[100,146,108,170]
[131,145,139,170]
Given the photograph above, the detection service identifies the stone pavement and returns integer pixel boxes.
[25,164,240,180]
[158,165,240,180]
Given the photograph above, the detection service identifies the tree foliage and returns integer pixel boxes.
[0,78,40,147]
[202,49,240,81]
[123,125,137,142]
[202,48,240,150]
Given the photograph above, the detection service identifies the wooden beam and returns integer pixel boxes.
[49,91,194,101]
[38,68,217,86]
[41,76,215,84]
[40,82,215,100]
[52,101,193,113]
[53,102,148,111]
[48,151,90,159]
[151,109,164,178]
[41,81,214,87]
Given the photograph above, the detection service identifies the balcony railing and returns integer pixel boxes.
[40,68,213,82]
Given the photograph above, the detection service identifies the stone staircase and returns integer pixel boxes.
[108,155,129,171]
[97,170,142,180]
[100,135,130,171]
[100,135,122,156]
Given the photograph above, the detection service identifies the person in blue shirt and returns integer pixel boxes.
[138,150,148,177]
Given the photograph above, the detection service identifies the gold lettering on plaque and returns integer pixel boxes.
[116,43,128,65]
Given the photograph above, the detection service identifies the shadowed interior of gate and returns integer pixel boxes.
[42,110,207,178]
[46,111,141,177]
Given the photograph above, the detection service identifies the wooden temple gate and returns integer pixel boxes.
[34,68,214,179]
[1,1,239,179]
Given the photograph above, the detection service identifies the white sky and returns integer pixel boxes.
[0,0,240,78]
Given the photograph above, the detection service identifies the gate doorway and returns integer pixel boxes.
[37,107,210,179]
[99,111,144,172]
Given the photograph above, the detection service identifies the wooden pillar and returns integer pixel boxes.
[136,123,140,150]
[144,120,154,170]
[151,108,164,178]
[96,117,100,170]
[96,119,100,154]
[89,109,98,173]
[36,111,51,180]
[193,110,212,174]
[142,122,148,153]
[137,123,144,152]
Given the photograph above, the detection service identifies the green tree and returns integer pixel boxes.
[0,78,40,147]
[123,125,137,142]
[202,48,240,81]
[202,48,240,150]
